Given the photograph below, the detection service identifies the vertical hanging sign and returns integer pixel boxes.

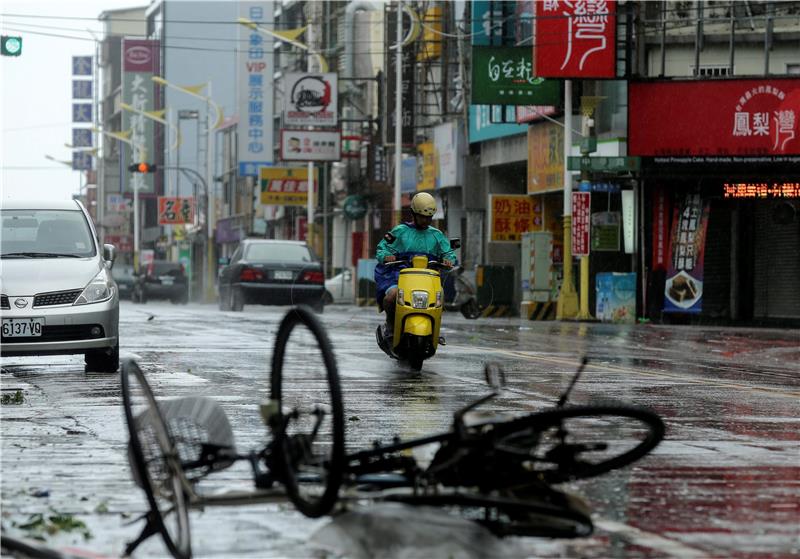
[71,55,94,171]
[385,3,416,147]
[652,187,670,270]
[122,39,159,193]
[572,192,591,256]
[533,0,616,78]
[663,192,710,314]
[238,2,275,177]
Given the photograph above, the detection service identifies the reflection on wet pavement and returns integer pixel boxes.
[1,303,798,558]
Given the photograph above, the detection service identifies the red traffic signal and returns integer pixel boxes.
[128,162,158,173]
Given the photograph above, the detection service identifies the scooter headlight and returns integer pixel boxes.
[397,288,405,306]
[435,290,443,307]
[411,290,429,309]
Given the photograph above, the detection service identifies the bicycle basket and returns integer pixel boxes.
[129,396,237,487]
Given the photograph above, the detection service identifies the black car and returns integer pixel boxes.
[112,265,136,300]
[218,239,325,313]
[133,260,189,304]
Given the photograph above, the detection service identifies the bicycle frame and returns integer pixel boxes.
[122,315,664,559]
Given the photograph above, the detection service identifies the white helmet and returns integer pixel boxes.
[410,192,436,217]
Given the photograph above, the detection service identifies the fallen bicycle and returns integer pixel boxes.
[121,306,665,559]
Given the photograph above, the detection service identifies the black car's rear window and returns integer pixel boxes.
[1,209,96,258]
[150,261,183,276]
[245,243,313,262]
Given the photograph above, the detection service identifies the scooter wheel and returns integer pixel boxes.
[461,300,481,319]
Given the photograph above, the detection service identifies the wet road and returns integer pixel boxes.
[2,301,799,558]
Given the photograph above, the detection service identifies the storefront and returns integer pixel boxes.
[630,79,800,324]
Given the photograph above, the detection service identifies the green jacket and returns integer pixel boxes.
[375,223,457,264]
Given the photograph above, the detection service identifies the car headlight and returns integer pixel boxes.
[74,268,115,305]
[397,288,405,306]
[435,290,443,307]
[411,290,429,309]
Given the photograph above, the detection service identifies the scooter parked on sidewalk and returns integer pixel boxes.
[446,265,481,319]
[375,255,451,371]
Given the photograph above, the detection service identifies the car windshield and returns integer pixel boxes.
[1,209,96,258]
[245,243,313,262]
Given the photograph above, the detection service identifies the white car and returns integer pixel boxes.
[1,199,120,372]
[324,269,354,304]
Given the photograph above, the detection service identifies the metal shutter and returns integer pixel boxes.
[753,201,800,319]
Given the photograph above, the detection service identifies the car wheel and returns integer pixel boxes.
[85,341,119,373]
[231,287,244,312]
[323,291,334,305]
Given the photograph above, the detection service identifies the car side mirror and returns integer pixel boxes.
[450,238,461,249]
[219,257,230,266]
[344,270,352,281]
[103,244,116,269]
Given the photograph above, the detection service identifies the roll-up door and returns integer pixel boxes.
[753,201,800,319]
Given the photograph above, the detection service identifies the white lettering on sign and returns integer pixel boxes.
[561,0,609,71]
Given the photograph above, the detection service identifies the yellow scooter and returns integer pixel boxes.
[376,255,449,371]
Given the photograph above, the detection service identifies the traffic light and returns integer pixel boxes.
[128,162,158,173]
[1,35,22,57]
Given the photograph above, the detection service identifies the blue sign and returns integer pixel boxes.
[468,105,527,143]
[238,161,272,177]
[72,80,92,99]
[401,156,417,193]
[471,0,505,46]
[72,152,92,171]
[72,103,92,123]
[72,56,93,76]
[591,182,621,193]
[72,128,92,147]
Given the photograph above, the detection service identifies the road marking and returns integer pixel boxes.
[595,519,708,558]
[447,345,800,400]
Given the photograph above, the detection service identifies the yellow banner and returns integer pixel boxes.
[417,7,442,61]
[416,142,436,191]
[259,167,318,206]
[490,194,542,242]
[527,122,564,194]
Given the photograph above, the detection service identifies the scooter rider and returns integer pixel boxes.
[375,192,457,338]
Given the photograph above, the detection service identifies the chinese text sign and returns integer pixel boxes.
[490,194,543,242]
[534,0,616,79]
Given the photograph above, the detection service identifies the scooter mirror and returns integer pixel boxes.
[484,362,506,390]
[450,238,461,249]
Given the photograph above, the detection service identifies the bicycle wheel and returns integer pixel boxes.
[121,359,192,559]
[489,405,665,484]
[269,306,345,517]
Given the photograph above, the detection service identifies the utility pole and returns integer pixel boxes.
[556,80,579,320]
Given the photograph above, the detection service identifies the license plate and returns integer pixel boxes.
[159,276,174,285]
[2,318,44,338]
[274,270,293,280]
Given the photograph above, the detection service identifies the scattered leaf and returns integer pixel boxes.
[1,390,24,405]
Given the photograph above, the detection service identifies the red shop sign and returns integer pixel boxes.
[533,0,616,79]
[629,79,800,156]
[651,187,670,271]
[572,192,591,257]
